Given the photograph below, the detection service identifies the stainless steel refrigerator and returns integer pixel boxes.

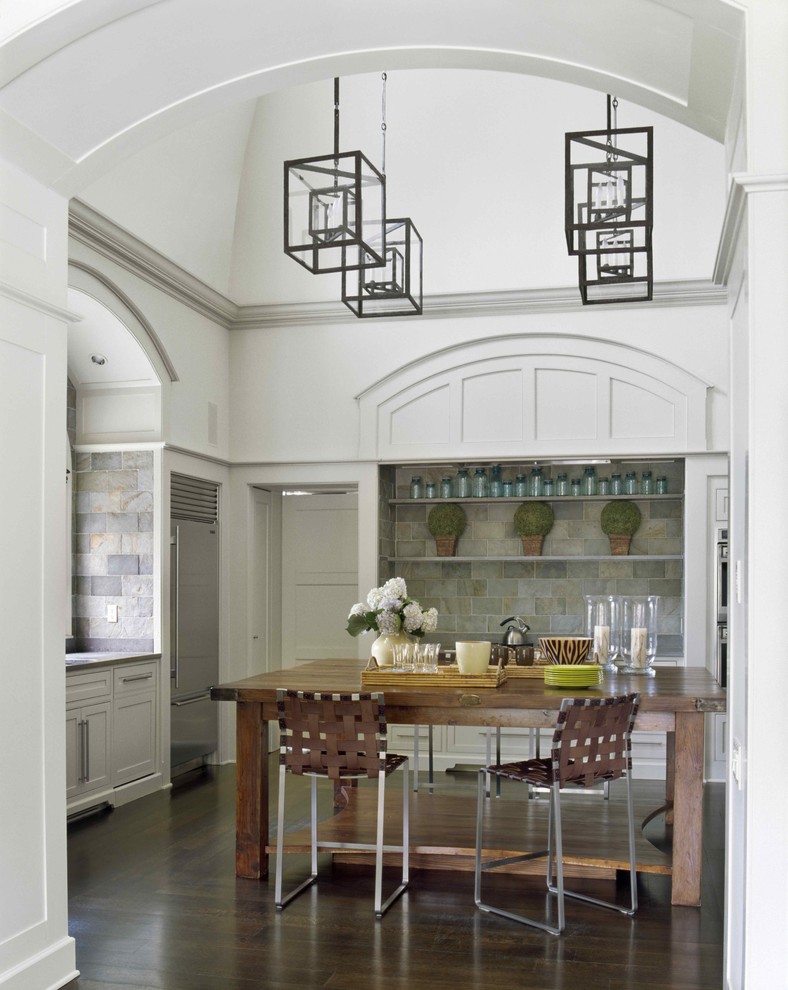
[170,476,219,775]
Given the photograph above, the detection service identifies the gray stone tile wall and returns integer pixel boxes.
[383,461,684,648]
[71,450,154,652]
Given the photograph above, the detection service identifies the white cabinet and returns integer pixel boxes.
[65,701,111,801]
[65,667,112,803]
[112,661,157,786]
[66,657,161,815]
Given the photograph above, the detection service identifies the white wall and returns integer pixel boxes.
[229,299,730,463]
[68,238,231,459]
[0,162,77,989]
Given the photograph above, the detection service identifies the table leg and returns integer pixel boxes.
[235,700,269,879]
[665,730,676,825]
[671,712,704,906]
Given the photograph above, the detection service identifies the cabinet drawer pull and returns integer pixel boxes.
[79,719,89,783]
[121,672,153,682]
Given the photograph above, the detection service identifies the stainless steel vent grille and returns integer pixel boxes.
[171,474,219,523]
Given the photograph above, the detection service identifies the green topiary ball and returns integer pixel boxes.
[513,501,554,537]
[600,500,642,536]
[427,502,467,537]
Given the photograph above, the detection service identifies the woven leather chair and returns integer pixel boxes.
[274,689,409,918]
[474,692,640,935]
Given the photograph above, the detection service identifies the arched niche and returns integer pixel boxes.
[68,262,177,443]
[357,335,712,461]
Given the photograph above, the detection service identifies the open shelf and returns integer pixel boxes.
[387,555,683,563]
[391,494,683,505]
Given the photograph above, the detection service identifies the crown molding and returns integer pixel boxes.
[69,199,726,332]
[69,199,238,327]
[713,172,788,285]
[235,280,726,328]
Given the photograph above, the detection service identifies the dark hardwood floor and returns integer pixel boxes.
[65,763,724,990]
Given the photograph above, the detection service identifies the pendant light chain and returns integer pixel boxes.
[606,94,619,163]
[333,77,340,160]
[380,71,387,175]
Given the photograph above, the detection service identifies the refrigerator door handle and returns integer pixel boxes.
[172,691,213,707]
[171,524,180,690]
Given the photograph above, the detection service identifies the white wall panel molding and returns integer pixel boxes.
[0,277,77,322]
[713,172,788,285]
[78,384,160,444]
[357,335,712,461]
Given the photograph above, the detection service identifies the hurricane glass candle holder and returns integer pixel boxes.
[584,594,620,672]
[618,595,660,675]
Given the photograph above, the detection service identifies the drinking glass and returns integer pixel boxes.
[393,642,414,671]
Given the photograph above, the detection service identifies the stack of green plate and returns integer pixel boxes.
[543,664,602,688]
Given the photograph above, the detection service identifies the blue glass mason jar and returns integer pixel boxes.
[610,473,623,495]
[409,476,423,499]
[582,466,597,496]
[455,468,471,498]
[529,466,543,497]
[514,474,528,497]
[440,476,453,499]
[640,470,653,495]
[556,473,569,496]
[489,464,502,497]
[473,467,489,497]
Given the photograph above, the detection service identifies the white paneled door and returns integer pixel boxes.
[281,492,359,667]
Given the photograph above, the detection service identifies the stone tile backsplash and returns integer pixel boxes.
[380,462,684,650]
[71,450,154,652]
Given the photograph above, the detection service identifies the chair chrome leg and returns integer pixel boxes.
[473,768,487,906]
[375,758,409,918]
[547,773,638,918]
[275,768,318,910]
[427,725,434,793]
[413,726,420,792]
[475,769,562,935]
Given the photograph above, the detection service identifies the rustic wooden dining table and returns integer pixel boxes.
[211,658,726,907]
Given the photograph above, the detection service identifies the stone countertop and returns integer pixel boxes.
[65,651,161,669]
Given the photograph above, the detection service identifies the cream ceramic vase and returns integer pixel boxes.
[370,630,414,667]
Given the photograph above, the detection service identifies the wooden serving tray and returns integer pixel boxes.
[504,664,550,678]
[361,663,507,688]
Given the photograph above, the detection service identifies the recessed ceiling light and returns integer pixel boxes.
[90,353,107,366]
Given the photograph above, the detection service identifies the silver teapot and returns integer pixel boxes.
[500,616,530,646]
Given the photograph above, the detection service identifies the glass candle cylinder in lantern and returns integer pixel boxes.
[618,595,660,675]
[584,594,620,672]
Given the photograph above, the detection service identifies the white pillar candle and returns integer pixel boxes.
[594,624,610,663]
[630,626,648,667]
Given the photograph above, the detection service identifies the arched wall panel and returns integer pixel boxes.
[358,335,710,460]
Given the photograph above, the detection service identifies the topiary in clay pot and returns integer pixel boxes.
[600,499,642,555]
[513,501,554,556]
[427,502,467,557]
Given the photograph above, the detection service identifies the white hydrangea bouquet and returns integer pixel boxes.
[346,576,438,639]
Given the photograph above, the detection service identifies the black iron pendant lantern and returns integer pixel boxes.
[284,79,387,275]
[341,217,423,317]
[565,96,653,304]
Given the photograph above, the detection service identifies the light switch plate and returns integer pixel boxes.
[106,603,118,623]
